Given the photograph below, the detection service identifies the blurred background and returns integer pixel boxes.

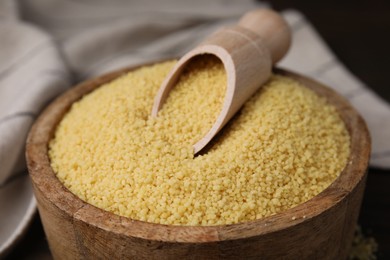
[2,0,389,259]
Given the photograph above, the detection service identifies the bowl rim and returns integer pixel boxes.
[26,61,371,243]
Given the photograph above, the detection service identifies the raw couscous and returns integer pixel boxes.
[49,56,350,225]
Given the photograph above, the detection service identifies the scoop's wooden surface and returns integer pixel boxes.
[152,9,291,154]
[26,61,370,259]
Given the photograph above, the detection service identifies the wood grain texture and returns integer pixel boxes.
[26,63,370,259]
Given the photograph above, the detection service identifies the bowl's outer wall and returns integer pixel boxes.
[26,64,370,260]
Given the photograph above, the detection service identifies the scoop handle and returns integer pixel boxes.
[238,9,291,64]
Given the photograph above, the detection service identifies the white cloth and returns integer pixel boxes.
[1,0,390,187]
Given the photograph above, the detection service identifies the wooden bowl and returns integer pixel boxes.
[26,62,370,259]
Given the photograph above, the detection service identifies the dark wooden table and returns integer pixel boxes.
[6,1,390,259]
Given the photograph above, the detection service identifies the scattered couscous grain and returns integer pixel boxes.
[49,56,350,225]
[349,226,378,260]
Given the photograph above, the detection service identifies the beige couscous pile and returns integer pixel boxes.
[349,226,378,260]
[49,56,350,225]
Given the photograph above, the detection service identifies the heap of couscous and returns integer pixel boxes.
[49,56,350,225]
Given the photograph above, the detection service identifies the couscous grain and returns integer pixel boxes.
[49,57,350,225]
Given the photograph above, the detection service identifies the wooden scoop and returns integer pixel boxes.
[152,9,291,154]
